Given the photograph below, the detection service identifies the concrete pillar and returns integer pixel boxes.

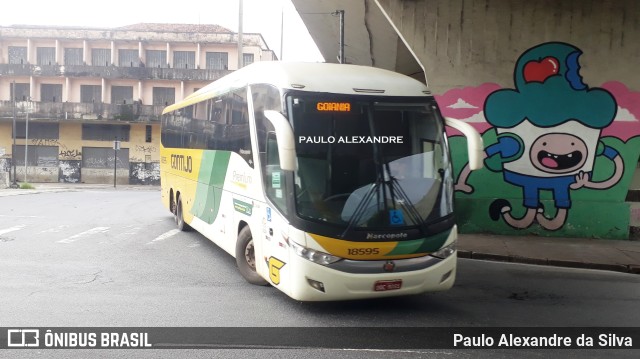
[166,43,171,68]
[83,40,88,64]
[26,38,32,64]
[111,41,116,66]
[196,43,201,69]
[101,78,107,103]
[55,39,61,64]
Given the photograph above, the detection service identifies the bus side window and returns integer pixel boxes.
[266,132,279,165]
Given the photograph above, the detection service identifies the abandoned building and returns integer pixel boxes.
[0,23,275,185]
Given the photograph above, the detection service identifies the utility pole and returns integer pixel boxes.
[280,1,284,60]
[24,108,29,183]
[237,0,244,69]
[113,137,120,189]
[333,10,345,64]
[11,81,18,188]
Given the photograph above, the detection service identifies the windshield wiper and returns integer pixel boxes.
[383,163,429,236]
[339,178,381,239]
[340,104,428,239]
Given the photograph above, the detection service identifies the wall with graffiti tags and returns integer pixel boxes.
[438,42,640,239]
[0,122,161,185]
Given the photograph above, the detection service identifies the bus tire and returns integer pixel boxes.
[236,226,268,286]
[175,194,191,231]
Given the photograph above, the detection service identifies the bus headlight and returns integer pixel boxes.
[290,241,342,265]
[430,241,456,259]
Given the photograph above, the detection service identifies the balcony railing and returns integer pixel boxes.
[0,63,232,81]
[0,101,165,123]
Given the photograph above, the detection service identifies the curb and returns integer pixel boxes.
[0,185,160,197]
[458,250,638,274]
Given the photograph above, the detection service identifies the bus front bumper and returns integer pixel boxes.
[284,252,457,301]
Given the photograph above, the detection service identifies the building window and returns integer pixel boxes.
[83,147,130,169]
[243,53,254,66]
[14,122,59,140]
[8,46,27,65]
[173,51,195,69]
[81,85,102,103]
[64,48,83,65]
[92,48,111,66]
[82,124,130,141]
[36,47,56,66]
[12,145,58,167]
[146,50,167,68]
[146,125,152,143]
[152,87,175,106]
[10,83,30,101]
[40,84,62,102]
[111,86,133,104]
[118,49,139,67]
[206,52,228,70]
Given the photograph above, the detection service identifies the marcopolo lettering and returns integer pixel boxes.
[366,233,408,240]
[171,154,193,173]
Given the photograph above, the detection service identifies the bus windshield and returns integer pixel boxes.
[288,94,454,232]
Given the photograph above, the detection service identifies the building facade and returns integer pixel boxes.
[0,23,275,185]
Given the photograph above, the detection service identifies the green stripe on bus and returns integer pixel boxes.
[386,229,451,256]
[192,151,231,224]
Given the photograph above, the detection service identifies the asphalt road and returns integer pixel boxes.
[1,189,638,358]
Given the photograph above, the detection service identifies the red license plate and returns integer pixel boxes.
[374,280,402,292]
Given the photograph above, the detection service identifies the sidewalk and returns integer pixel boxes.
[2,182,639,275]
[0,182,159,197]
[458,233,640,274]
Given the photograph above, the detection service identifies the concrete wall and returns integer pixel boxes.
[377,0,640,93]
[378,0,640,238]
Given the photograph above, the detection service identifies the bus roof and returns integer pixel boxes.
[162,62,430,114]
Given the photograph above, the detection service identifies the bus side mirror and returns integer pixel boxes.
[264,110,297,171]
[445,117,484,171]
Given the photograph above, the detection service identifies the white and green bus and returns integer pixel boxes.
[160,61,482,301]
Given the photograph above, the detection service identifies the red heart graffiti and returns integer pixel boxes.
[523,57,559,83]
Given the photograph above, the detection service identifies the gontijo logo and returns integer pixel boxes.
[170,154,193,173]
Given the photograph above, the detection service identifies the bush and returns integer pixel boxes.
[19,183,35,189]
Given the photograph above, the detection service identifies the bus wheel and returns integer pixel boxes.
[236,226,268,286]
[175,195,191,231]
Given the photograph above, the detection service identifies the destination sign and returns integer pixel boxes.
[316,102,351,112]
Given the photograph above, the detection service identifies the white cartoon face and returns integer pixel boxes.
[497,120,600,177]
[529,133,588,174]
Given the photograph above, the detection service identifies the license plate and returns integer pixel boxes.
[374,280,402,292]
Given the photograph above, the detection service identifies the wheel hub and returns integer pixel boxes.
[244,240,256,270]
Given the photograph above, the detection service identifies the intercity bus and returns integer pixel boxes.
[160,62,483,301]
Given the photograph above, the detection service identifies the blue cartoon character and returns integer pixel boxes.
[455,42,624,230]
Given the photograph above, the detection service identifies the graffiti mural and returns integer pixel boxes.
[59,160,81,183]
[438,42,640,238]
[129,162,160,185]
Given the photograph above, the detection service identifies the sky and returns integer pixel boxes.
[0,0,324,62]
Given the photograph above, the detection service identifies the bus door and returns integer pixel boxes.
[258,131,291,289]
